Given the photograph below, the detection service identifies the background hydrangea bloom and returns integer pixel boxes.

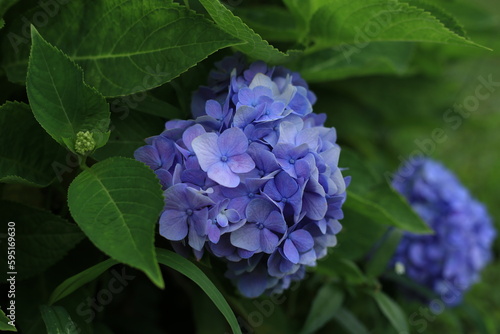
[135,54,349,297]
[391,158,496,305]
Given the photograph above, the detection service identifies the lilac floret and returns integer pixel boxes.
[135,53,349,297]
[391,158,496,305]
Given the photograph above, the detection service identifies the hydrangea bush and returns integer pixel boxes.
[134,54,348,297]
[391,158,496,305]
[1,0,499,332]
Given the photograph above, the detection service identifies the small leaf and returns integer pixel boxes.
[0,308,17,332]
[0,201,85,281]
[371,291,409,333]
[309,0,487,50]
[0,102,67,187]
[40,305,78,334]
[48,258,119,305]
[67,157,164,288]
[300,284,344,334]
[332,307,370,334]
[26,26,110,153]
[340,149,432,234]
[156,248,242,334]
[198,0,288,63]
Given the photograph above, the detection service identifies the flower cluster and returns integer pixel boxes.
[391,158,495,305]
[135,54,348,297]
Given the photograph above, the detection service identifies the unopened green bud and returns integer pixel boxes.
[75,131,96,155]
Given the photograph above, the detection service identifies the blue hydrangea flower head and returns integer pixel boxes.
[391,158,496,305]
[135,53,348,297]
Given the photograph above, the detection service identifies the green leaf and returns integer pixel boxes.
[40,305,78,334]
[156,248,242,334]
[0,201,85,281]
[49,258,118,305]
[341,149,432,234]
[291,42,414,82]
[92,111,165,161]
[233,6,299,42]
[0,102,67,187]
[308,0,487,50]
[198,0,288,63]
[365,228,403,277]
[371,291,409,333]
[3,0,242,97]
[0,308,16,332]
[334,207,387,261]
[26,26,110,153]
[300,284,344,334]
[67,157,164,288]
[332,307,370,334]
[316,254,367,285]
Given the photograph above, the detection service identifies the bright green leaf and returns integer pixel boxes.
[0,102,67,187]
[309,0,487,50]
[40,305,78,334]
[156,248,242,334]
[4,0,242,97]
[67,157,164,288]
[341,149,432,234]
[49,258,119,305]
[0,201,85,281]
[372,291,409,333]
[198,0,288,63]
[300,284,344,334]
[26,26,110,153]
[0,308,16,332]
[332,307,370,334]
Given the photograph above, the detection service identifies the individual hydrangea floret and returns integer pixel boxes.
[135,54,349,297]
[75,130,95,155]
[391,158,496,305]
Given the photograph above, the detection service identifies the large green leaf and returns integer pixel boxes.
[340,149,432,234]
[156,248,242,334]
[67,157,164,288]
[371,291,409,333]
[300,284,344,334]
[0,102,67,187]
[291,42,414,82]
[0,201,85,281]
[308,0,486,49]
[40,305,78,334]
[3,0,242,97]
[49,258,119,305]
[26,27,110,153]
[92,111,165,161]
[233,6,299,42]
[198,0,288,63]
[0,309,16,332]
